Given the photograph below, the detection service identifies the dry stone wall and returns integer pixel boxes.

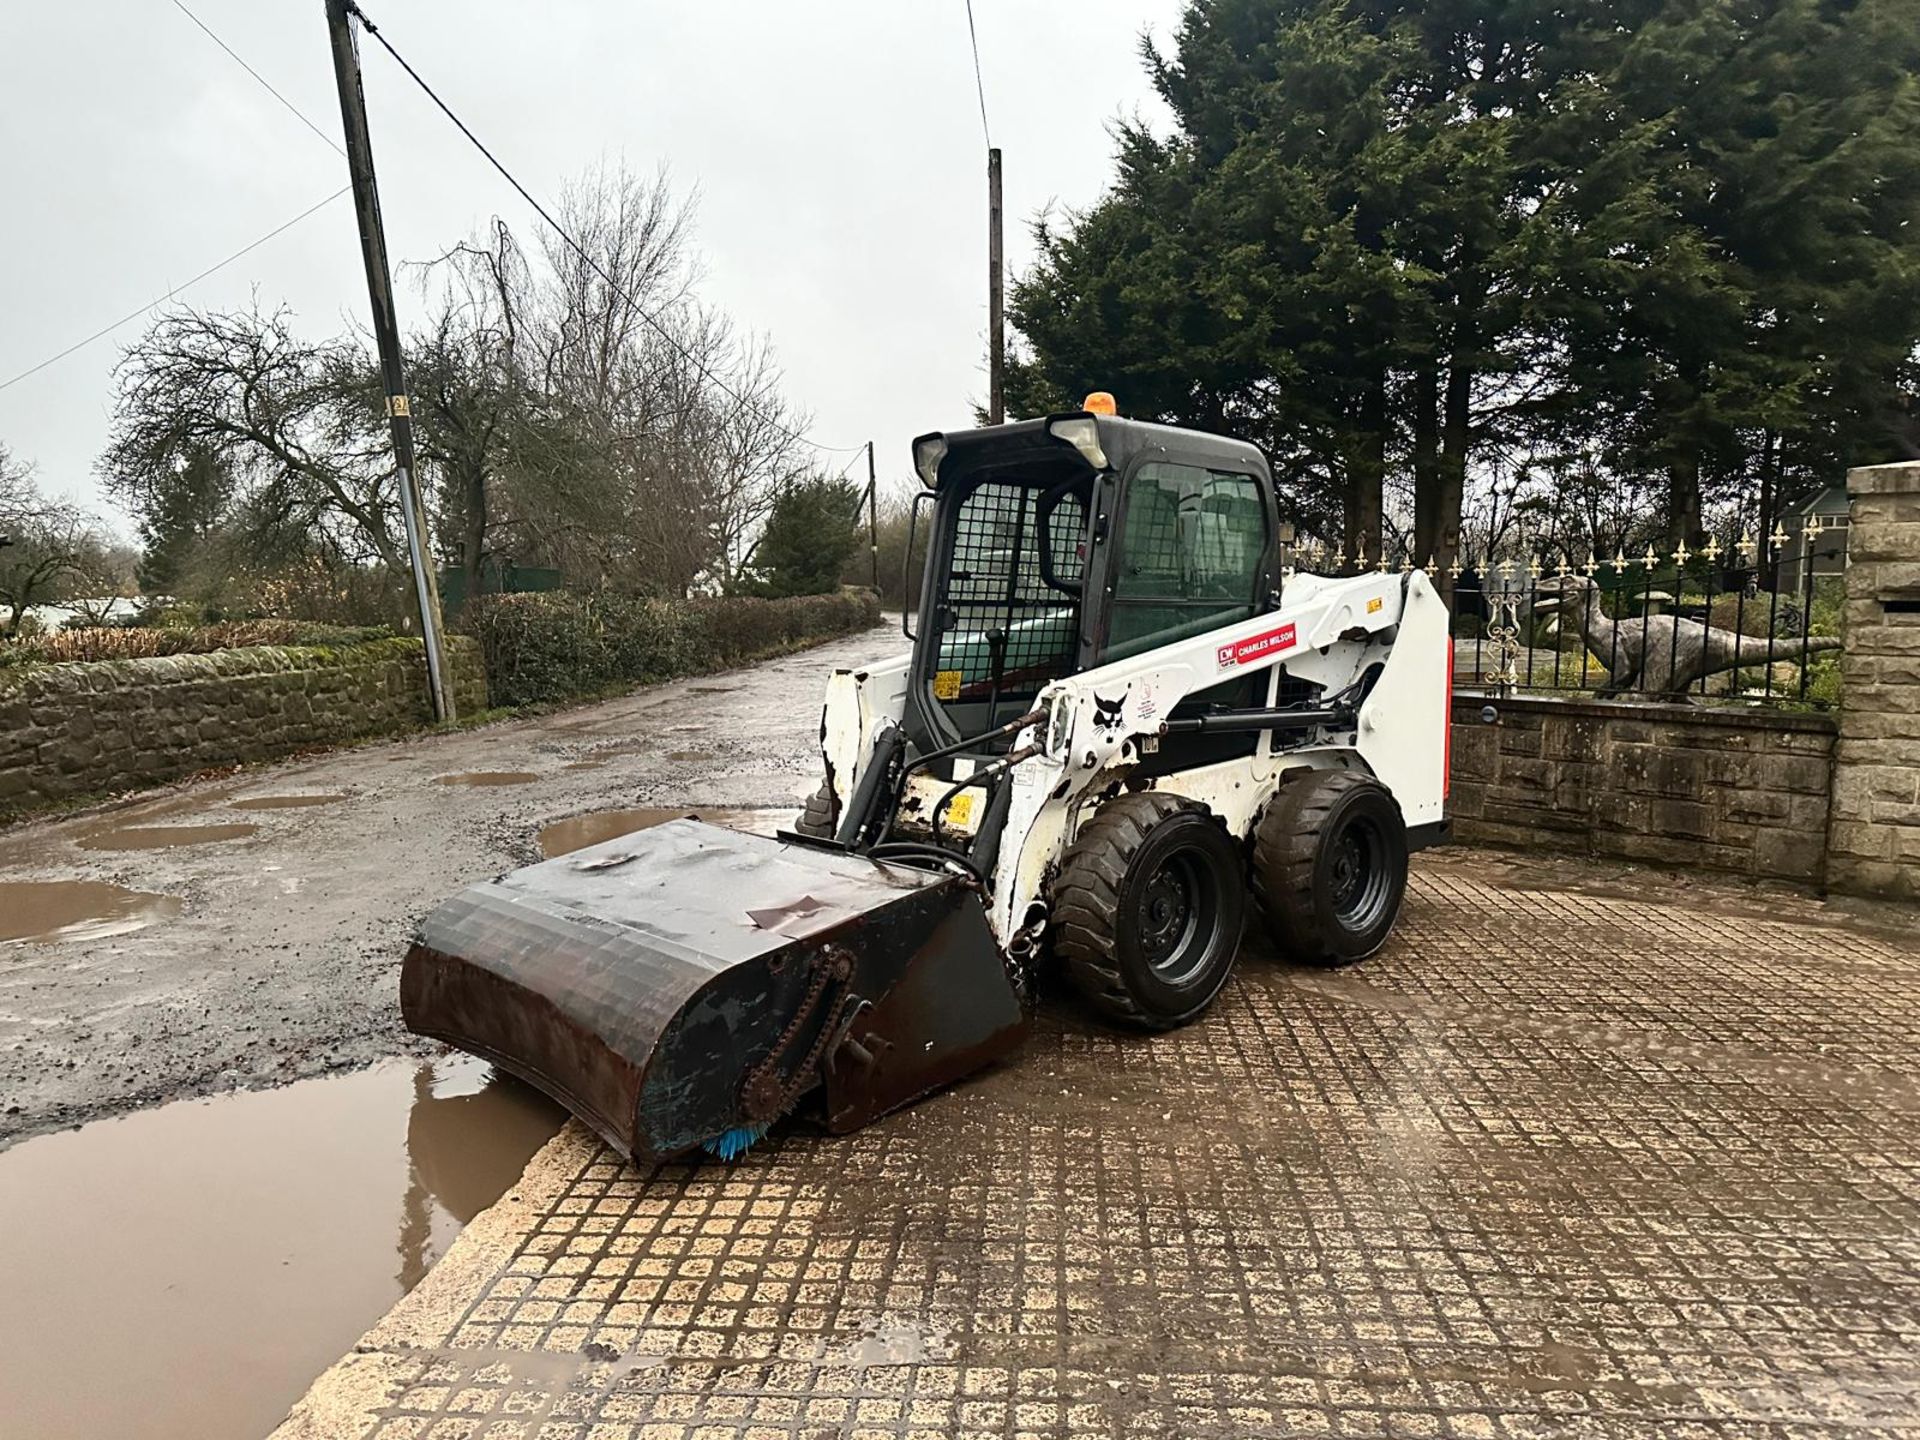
[0,637,486,818]
[1448,695,1838,886]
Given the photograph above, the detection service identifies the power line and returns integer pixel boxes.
[168,0,346,157]
[0,187,351,396]
[345,1,868,457]
[964,0,992,149]
[832,443,870,482]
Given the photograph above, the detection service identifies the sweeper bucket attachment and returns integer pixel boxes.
[400,820,1028,1164]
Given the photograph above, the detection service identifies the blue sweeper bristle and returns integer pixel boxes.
[702,1123,769,1161]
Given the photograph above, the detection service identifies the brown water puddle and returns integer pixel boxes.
[0,1055,563,1440]
[435,771,540,787]
[539,806,794,858]
[228,793,348,811]
[0,880,182,944]
[667,750,715,762]
[76,822,258,852]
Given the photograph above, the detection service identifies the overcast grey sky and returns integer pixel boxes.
[0,1,1183,531]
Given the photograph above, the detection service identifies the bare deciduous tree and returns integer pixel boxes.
[103,305,406,576]
[102,161,816,610]
[0,447,111,635]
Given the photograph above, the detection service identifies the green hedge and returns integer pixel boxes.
[463,589,882,708]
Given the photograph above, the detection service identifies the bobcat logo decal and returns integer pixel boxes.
[1091,693,1127,741]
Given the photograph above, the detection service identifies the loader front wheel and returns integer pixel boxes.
[1253,770,1407,968]
[1053,793,1245,1031]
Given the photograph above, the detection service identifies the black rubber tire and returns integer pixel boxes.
[1253,770,1408,968]
[794,779,837,839]
[1052,792,1246,1031]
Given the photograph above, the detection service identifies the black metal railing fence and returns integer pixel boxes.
[1284,518,1844,707]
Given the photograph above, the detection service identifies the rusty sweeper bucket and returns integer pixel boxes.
[400,819,1029,1164]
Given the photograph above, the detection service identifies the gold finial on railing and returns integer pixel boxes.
[1423,555,1438,577]
[1554,554,1569,580]
[1641,543,1658,569]
[1673,539,1691,567]
[1376,551,1390,574]
[1497,555,1516,582]
[1447,554,1465,580]
[1769,521,1790,553]
[1582,552,1600,578]
[1701,535,1722,564]
[1334,546,1348,570]
[1528,553,1543,582]
[1612,549,1629,575]
[1736,529,1756,563]
[1400,552,1413,573]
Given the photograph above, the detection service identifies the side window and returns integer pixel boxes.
[1107,462,1266,658]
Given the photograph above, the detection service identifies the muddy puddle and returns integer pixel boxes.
[435,770,540,787]
[667,749,715,762]
[0,1055,563,1440]
[539,806,794,858]
[228,793,348,811]
[76,821,258,852]
[0,880,182,944]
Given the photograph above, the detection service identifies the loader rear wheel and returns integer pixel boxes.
[1053,793,1245,1031]
[794,780,837,839]
[1253,770,1407,968]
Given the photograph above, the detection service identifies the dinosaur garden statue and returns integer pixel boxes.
[1533,573,1842,699]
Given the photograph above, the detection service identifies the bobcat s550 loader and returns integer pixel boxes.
[402,405,1451,1163]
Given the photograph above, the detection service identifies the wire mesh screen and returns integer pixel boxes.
[935,479,1085,704]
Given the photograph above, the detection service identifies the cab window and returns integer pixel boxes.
[1105,462,1266,660]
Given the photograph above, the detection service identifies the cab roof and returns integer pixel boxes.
[916,412,1271,488]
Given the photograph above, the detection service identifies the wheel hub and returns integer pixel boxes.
[1326,819,1390,928]
[1135,849,1217,984]
[1140,872,1191,957]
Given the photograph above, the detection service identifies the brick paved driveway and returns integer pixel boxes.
[278,850,1920,1439]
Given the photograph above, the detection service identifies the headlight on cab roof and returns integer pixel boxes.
[1046,416,1108,471]
[913,435,948,489]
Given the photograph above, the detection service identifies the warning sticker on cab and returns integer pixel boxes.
[1216,622,1298,671]
[946,793,975,829]
[932,669,963,700]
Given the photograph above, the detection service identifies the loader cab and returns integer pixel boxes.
[906,413,1279,758]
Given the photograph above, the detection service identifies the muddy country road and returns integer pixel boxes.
[0,625,894,1148]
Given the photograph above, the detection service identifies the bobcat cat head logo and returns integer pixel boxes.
[1091,693,1127,740]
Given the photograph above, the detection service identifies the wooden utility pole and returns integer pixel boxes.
[866,440,880,591]
[987,147,1005,425]
[324,0,454,722]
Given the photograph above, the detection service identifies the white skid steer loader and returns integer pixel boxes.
[403,407,1451,1164]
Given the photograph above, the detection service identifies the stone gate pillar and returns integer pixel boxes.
[1827,460,1920,899]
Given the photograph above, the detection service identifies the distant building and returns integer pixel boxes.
[1774,485,1849,594]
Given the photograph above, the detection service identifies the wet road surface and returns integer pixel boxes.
[0,625,894,1148]
[281,848,1920,1439]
